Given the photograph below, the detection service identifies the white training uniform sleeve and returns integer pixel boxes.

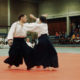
[24,23,37,31]
[25,18,39,31]
[24,23,42,32]
[24,18,40,31]
[35,18,40,23]
[7,23,16,40]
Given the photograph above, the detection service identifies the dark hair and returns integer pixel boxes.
[18,14,26,20]
[40,16,47,23]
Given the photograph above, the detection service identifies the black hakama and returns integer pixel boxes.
[28,34,59,69]
[4,38,33,68]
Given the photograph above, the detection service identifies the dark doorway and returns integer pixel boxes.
[47,17,66,35]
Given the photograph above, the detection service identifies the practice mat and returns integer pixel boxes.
[0,53,80,80]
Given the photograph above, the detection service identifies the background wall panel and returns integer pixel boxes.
[0,0,8,26]
[39,0,80,18]
[48,18,66,35]
[10,0,38,24]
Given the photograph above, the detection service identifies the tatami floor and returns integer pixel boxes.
[0,47,80,80]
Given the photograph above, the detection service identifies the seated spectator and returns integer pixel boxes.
[62,32,65,39]
[55,32,59,39]
[71,34,76,40]
[0,41,4,49]
[5,38,8,45]
[0,36,3,42]
[59,32,62,38]
[76,34,80,39]
[65,33,68,38]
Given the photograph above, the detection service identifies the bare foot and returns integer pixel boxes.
[48,67,54,71]
[31,66,37,70]
[37,66,43,69]
[44,67,49,71]
[48,67,58,71]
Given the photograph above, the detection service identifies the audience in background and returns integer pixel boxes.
[0,36,9,49]
[55,32,66,39]
[76,34,80,39]
[0,36,3,42]
[5,38,8,45]
[54,26,80,44]
[55,32,59,39]
[61,32,65,39]
[71,34,76,40]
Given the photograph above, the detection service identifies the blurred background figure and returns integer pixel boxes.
[55,32,59,39]
[26,38,34,48]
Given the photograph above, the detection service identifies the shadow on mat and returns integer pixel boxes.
[5,68,58,72]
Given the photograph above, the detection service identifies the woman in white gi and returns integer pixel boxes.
[26,14,59,70]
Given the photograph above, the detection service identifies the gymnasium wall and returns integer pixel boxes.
[38,0,80,35]
[0,0,8,34]
[0,0,38,34]
[48,18,66,35]
[10,0,38,24]
[39,0,80,18]
[0,0,8,26]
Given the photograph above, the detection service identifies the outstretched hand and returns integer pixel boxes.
[30,14,37,20]
[30,14,34,18]
[42,14,48,17]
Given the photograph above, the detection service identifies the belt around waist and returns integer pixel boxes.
[14,36,26,38]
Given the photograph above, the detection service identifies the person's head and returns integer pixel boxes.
[59,32,61,34]
[73,34,75,35]
[56,32,58,34]
[26,38,30,42]
[18,14,27,23]
[39,16,47,23]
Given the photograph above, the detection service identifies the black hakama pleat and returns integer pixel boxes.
[28,34,59,69]
[4,38,33,68]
